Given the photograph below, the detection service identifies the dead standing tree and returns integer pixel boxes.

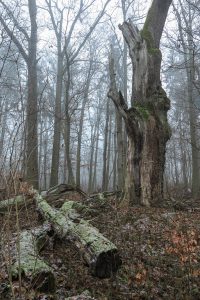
[108,0,172,207]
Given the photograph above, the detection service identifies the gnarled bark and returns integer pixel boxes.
[108,0,172,206]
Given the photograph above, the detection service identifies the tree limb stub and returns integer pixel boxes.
[119,0,172,102]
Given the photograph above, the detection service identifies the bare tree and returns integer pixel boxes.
[0,0,39,188]
[173,0,200,197]
[45,0,111,187]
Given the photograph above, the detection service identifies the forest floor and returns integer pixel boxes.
[0,191,200,300]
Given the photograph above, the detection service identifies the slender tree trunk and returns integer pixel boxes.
[174,2,200,196]
[76,78,90,187]
[115,109,124,190]
[92,117,100,192]
[50,49,64,187]
[102,101,110,191]
[0,102,7,159]
[105,114,112,190]
[113,128,117,190]
[64,71,75,185]
[26,0,38,189]
[88,126,95,193]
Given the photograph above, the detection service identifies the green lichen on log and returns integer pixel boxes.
[0,195,26,212]
[60,201,119,257]
[60,201,121,277]
[35,193,121,278]
[11,230,55,292]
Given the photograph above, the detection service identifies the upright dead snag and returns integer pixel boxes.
[108,0,172,207]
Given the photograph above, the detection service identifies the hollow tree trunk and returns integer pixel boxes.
[108,0,172,206]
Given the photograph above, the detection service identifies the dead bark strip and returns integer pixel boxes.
[35,193,122,278]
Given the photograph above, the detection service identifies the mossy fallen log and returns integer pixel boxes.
[35,194,122,278]
[11,227,55,292]
[0,195,32,213]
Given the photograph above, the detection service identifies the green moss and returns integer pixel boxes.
[141,28,153,49]
[135,104,150,120]
[61,201,75,212]
[140,26,160,56]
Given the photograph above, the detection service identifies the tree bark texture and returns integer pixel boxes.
[108,0,172,206]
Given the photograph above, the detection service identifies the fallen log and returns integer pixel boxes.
[47,183,87,198]
[35,193,122,278]
[11,227,55,292]
[0,195,32,213]
[89,191,121,199]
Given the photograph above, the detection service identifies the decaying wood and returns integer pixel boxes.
[89,191,121,199]
[0,195,32,213]
[47,183,87,197]
[35,193,122,278]
[11,226,55,292]
[108,0,172,207]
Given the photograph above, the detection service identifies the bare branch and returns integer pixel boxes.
[70,0,111,62]
[0,0,29,41]
[0,14,28,63]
